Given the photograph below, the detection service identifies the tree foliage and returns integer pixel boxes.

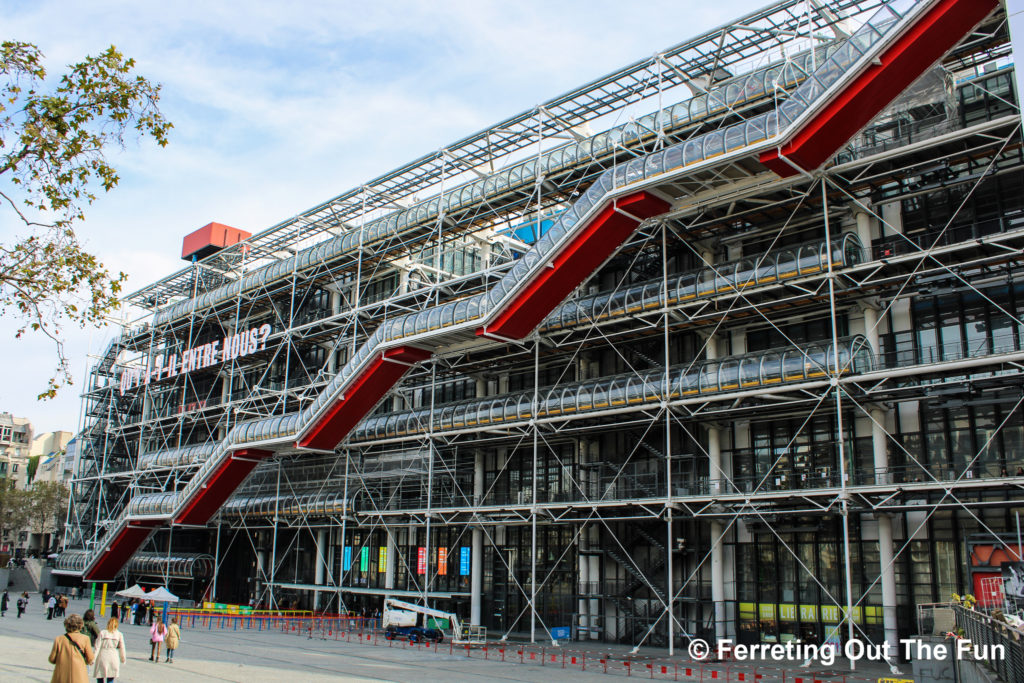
[0,41,172,398]
[28,480,69,536]
[0,479,31,542]
[0,479,70,547]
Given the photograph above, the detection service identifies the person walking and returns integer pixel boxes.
[93,617,127,683]
[129,602,137,626]
[48,613,95,683]
[165,616,181,663]
[58,594,68,617]
[1,589,8,617]
[48,594,57,620]
[148,620,166,662]
[81,609,100,643]
[137,602,147,627]
[16,593,27,618]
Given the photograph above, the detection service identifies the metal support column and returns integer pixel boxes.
[314,528,326,611]
[878,513,899,654]
[709,422,726,642]
[385,530,396,591]
[711,520,726,642]
[471,450,484,626]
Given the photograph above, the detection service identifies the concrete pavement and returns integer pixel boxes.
[0,596,908,682]
[0,603,617,682]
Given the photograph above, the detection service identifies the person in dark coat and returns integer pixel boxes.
[1,589,8,617]
[81,609,100,642]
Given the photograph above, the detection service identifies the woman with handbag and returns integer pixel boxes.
[48,613,95,683]
[93,617,127,682]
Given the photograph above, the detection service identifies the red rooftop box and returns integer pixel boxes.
[181,222,251,261]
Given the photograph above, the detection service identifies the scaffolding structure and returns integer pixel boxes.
[56,0,1024,654]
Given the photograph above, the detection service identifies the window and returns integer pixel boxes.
[11,464,17,473]
[0,426,10,441]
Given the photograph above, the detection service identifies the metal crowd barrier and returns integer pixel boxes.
[271,623,886,683]
[169,609,377,634]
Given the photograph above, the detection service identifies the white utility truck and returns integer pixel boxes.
[382,597,487,644]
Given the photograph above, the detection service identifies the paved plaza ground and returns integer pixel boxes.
[0,600,641,682]
[0,597,904,682]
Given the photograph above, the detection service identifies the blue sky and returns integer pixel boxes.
[0,0,769,433]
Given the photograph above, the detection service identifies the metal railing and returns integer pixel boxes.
[954,604,1024,682]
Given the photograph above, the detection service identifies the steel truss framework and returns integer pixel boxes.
[61,0,1024,657]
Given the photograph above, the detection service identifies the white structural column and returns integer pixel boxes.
[470,382,488,627]
[471,450,484,625]
[577,438,592,637]
[408,523,418,596]
[855,210,874,252]
[871,405,888,485]
[218,371,231,439]
[578,531,590,637]
[384,531,396,591]
[255,545,266,603]
[313,528,326,610]
[588,524,601,639]
[583,439,602,639]
[862,202,901,654]
[705,323,727,641]
[711,520,727,642]
[871,399,898,652]
[708,426,722,492]
[877,513,899,652]
[706,330,722,490]
[861,300,887,487]
[328,290,342,374]
[709,424,726,642]
[862,304,880,354]
[327,528,337,583]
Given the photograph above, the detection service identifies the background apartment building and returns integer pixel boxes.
[0,412,32,487]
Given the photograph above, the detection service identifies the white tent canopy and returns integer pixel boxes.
[114,584,148,599]
[113,585,179,602]
[146,587,179,603]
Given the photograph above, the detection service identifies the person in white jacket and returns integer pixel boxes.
[93,617,127,683]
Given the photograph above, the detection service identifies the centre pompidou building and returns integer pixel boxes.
[57,0,1024,651]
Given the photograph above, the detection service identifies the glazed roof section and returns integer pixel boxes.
[124,0,886,313]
